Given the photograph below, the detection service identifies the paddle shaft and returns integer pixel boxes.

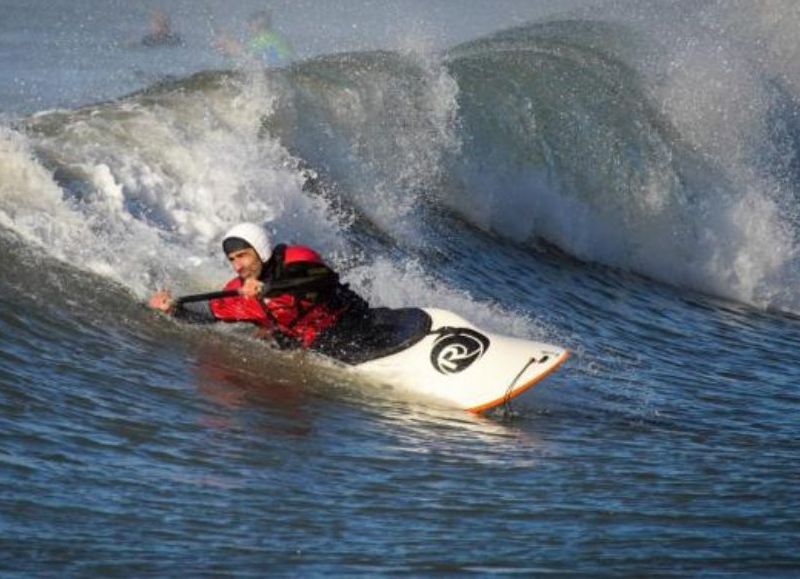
[175,289,239,305]
[174,275,337,305]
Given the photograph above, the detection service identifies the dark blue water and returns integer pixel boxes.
[3,1,800,575]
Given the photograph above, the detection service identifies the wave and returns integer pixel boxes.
[1,71,347,298]
[0,63,537,336]
[3,2,800,314]
[442,15,800,311]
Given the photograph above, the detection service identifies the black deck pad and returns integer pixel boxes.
[313,307,433,365]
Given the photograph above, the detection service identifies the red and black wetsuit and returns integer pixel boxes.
[206,244,370,350]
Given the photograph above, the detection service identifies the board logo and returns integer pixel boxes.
[430,328,490,374]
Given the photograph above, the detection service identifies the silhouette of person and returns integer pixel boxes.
[214,10,293,66]
[141,8,183,47]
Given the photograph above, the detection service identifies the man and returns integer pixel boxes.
[141,8,183,47]
[213,10,293,67]
[148,222,371,354]
[244,10,293,66]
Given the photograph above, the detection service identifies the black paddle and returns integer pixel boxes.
[174,274,338,305]
[175,289,239,305]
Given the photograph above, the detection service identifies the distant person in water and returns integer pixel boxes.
[148,223,371,354]
[141,8,183,47]
[214,10,293,66]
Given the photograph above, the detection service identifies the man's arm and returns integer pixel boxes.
[148,290,217,324]
[173,300,218,324]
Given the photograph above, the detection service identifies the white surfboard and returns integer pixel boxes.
[348,308,569,413]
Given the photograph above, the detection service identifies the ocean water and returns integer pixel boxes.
[2,0,800,575]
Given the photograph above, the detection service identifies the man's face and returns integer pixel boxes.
[227,248,263,280]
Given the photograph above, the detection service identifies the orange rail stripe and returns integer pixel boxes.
[466,350,570,414]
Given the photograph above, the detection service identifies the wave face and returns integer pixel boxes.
[442,14,800,312]
[4,2,800,313]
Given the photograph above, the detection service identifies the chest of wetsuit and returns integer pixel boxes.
[209,244,368,348]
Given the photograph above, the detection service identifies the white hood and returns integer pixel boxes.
[221,222,272,262]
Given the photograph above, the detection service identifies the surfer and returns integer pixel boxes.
[140,8,183,47]
[214,10,293,66]
[148,223,372,354]
[146,224,569,409]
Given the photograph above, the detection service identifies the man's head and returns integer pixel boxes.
[248,10,272,33]
[222,222,272,280]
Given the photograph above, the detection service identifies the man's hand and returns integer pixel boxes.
[239,278,267,299]
[148,289,176,314]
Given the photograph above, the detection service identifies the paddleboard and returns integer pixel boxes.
[338,307,569,413]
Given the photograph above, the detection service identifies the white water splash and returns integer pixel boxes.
[1,73,348,297]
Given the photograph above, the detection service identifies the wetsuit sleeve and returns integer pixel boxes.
[173,301,218,324]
